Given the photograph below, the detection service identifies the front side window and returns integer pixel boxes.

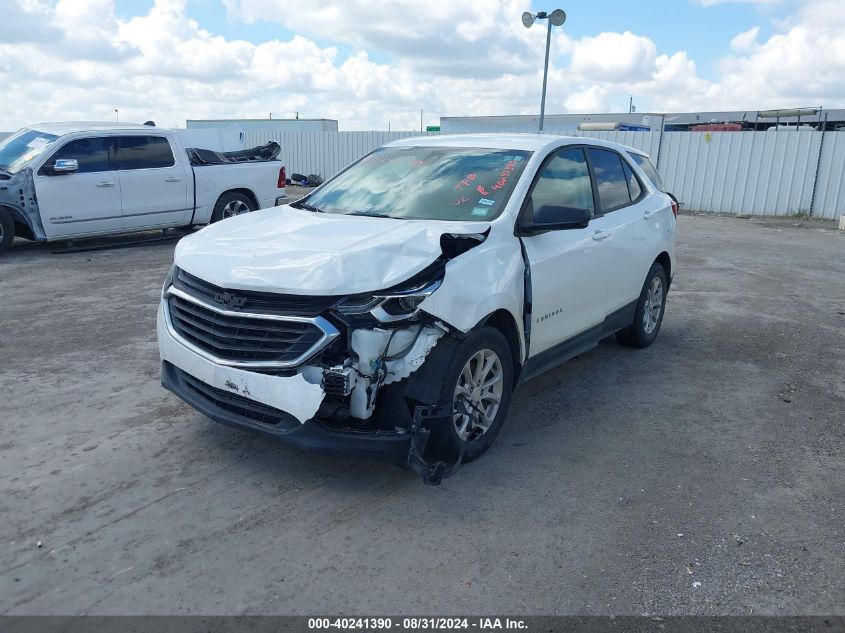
[630,153,666,192]
[42,137,114,174]
[300,146,533,221]
[526,148,594,219]
[0,129,60,174]
[587,147,631,212]
[117,136,175,170]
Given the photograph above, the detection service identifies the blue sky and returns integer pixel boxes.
[2,0,841,130]
[111,0,792,82]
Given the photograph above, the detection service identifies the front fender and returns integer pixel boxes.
[0,168,45,240]
[419,236,525,360]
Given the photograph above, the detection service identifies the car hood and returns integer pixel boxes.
[175,205,490,295]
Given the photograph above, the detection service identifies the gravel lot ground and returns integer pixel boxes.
[0,212,843,616]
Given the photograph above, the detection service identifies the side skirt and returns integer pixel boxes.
[519,300,637,383]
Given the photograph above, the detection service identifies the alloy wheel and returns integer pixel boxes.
[222,199,250,218]
[453,348,504,441]
[643,276,664,335]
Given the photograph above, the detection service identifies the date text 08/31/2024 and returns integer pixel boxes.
[307,617,528,630]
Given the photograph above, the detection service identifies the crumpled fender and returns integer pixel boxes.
[0,168,45,240]
[418,231,526,361]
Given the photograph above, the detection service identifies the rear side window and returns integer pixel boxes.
[587,147,630,211]
[630,153,666,192]
[622,160,643,200]
[117,136,175,170]
[527,147,595,219]
[42,137,114,174]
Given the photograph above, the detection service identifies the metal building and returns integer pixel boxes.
[187,118,338,133]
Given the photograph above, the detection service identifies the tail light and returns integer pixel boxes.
[277,166,286,189]
[669,193,679,218]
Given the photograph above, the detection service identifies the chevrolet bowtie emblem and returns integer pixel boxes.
[213,291,247,308]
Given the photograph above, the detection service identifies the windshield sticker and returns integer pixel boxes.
[453,195,470,206]
[470,206,490,217]
[478,198,496,206]
[26,137,51,149]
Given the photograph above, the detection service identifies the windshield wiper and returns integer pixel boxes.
[348,210,391,218]
[290,200,324,213]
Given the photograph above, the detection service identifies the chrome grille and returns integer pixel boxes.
[165,287,338,368]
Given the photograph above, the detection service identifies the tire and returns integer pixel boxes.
[419,327,515,463]
[0,208,14,254]
[210,192,256,223]
[616,262,668,348]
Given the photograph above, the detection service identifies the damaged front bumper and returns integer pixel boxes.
[160,360,423,466]
[157,300,461,482]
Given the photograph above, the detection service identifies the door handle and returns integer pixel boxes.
[643,209,658,219]
[96,182,115,187]
[592,229,610,241]
[165,177,182,182]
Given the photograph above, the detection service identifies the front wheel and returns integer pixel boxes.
[616,262,668,348]
[210,192,256,223]
[0,208,15,254]
[423,327,514,463]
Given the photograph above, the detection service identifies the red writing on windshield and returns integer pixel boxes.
[491,160,518,191]
[453,195,470,206]
[454,173,477,191]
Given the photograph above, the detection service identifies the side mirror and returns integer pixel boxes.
[52,159,78,174]
[519,204,591,235]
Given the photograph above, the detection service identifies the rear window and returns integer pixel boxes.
[117,136,175,170]
[587,147,630,211]
[621,160,643,200]
[630,153,666,192]
[301,146,533,221]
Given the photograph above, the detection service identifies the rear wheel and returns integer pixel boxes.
[616,262,668,348]
[210,192,256,223]
[0,208,15,254]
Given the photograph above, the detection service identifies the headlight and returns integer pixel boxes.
[335,277,443,323]
[161,263,176,298]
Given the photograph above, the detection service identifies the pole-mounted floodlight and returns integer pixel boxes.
[522,9,566,132]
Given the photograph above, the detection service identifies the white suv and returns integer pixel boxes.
[157,134,677,483]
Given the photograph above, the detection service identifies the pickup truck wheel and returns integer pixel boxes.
[616,262,668,348]
[211,192,256,223]
[0,208,14,254]
[423,327,514,464]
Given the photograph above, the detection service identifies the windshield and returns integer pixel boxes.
[0,129,60,174]
[300,146,533,221]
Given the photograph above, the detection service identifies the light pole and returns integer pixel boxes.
[522,9,566,132]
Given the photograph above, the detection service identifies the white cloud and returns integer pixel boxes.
[714,0,845,108]
[731,26,760,51]
[570,31,657,83]
[0,0,841,133]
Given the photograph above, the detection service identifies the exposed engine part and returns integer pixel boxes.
[322,365,355,397]
[348,325,446,420]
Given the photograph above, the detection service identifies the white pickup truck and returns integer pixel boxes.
[0,122,287,253]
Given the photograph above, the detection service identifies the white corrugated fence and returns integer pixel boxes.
[243,128,844,220]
